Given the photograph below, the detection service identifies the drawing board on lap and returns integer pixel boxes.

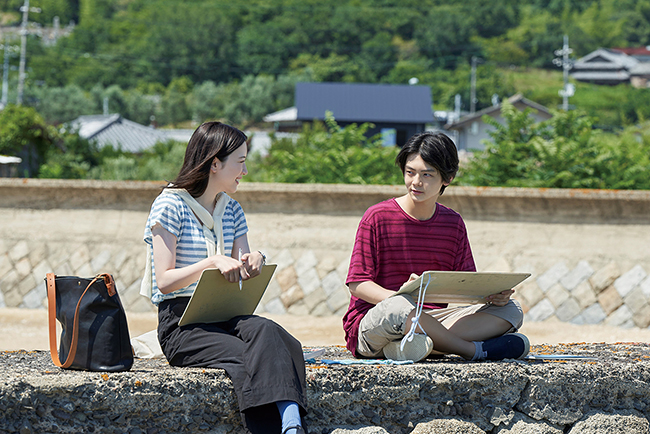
[393,271,531,304]
[178,264,277,326]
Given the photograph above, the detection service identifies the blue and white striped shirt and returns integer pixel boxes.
[144,193,248,305]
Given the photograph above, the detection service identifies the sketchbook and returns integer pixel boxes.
[393,271,531,304]
[178,264,277,326]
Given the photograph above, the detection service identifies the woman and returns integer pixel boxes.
[143,122,307,434]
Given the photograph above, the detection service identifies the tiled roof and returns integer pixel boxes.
[70,115,181,153]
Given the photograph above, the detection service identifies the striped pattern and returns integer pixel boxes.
[144,194,248,305]
[343,198,476,355]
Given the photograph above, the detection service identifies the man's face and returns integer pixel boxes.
[403,153,449,205]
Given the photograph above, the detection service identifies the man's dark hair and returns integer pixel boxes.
[395,131,459,195]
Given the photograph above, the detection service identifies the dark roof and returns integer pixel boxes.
[295,82,433,124]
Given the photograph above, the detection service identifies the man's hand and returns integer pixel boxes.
[485,289,514,307]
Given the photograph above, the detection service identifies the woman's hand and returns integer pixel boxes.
[211,255,249,283]
[485,289,514,307]
[241,251,264,278]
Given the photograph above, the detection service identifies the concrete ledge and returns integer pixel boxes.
[2,344,650,433]
[1,178,649,223]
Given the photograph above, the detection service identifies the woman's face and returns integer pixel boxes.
[212,143,248,194]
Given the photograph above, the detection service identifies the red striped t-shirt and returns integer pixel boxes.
[343,198,476,356]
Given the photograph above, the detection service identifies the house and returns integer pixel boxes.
[444,94,553,152]
[69,114,193,152]
[570,48,638,85]
[263,82,434,146]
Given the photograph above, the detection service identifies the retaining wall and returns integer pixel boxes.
[0,179,649,330]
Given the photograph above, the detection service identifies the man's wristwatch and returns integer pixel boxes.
[258,251,267,265]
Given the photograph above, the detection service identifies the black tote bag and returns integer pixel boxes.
[45,273,133,372]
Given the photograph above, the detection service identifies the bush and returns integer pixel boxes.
[458,101,650,190]
[247,113,403,185]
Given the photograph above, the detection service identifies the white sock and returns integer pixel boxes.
[276,400,301,434]
[471,341,487,361]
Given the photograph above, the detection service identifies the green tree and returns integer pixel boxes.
[0,104,58,176]
[459,101,650,190]
[247,113,402,184]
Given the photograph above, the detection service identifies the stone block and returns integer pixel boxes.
[546,284,570,308]
[560,260,594,291]
[28,243,47,268]
[69,245,91,273]
[412,419,486,434]
[14,257,31,279]
[280,284,305,308]
[605,305,634,327]
[335,305,348,316]
[555,298,581,322]
[641,276,650,299]
[496,412,563,434]
[525,298,555,322]
[275,265,297,292]
[310,301,334,317]
[321,270,344,297]
[3,287,22,307]
[271,249,294,273]
[111,248,129,271]
[316,255,339,277]
[632,304,650,328]
[0,253,13,279]
[294,250,318,277]
[303,286,327,311]
[21,284,45,309]
[260,279,282,306]
[264,297,287,315]
[517,281,545,308]
[0,269,19,294]
[31,259,52,286]
[581,303,607,325]
[91,249,112,274]
[597,286,623,316]
[571,280,597,309]
[614,265,648,298]
[0,239,6,255]
[287,300,310,315]
[8,240,29,262]
[326,286,350,313]
[0,287,5,308]
[297,267,320,295]
[17,275,36,296]
[589,262,620,294]
[536,262,570,293]
[336,257,350,280]
[567,411,650,434]
[45,243,70,269]
[53,261,73,277]
[623,286,648,315]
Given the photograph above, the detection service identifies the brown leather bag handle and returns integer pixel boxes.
[46,273,114,368]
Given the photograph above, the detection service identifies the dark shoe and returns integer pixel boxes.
[482,333,530,360]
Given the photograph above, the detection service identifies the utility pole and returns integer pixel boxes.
[16,0,41,105]
[553,35,574,111]
[1,43,11,106]
[470,56,483,114]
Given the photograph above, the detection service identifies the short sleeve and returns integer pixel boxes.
[346,210,378,285]
[231,200,248,240]
[144,195,185,246]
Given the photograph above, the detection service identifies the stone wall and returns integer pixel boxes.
[1,179,649,330]
[2,345,650,434]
